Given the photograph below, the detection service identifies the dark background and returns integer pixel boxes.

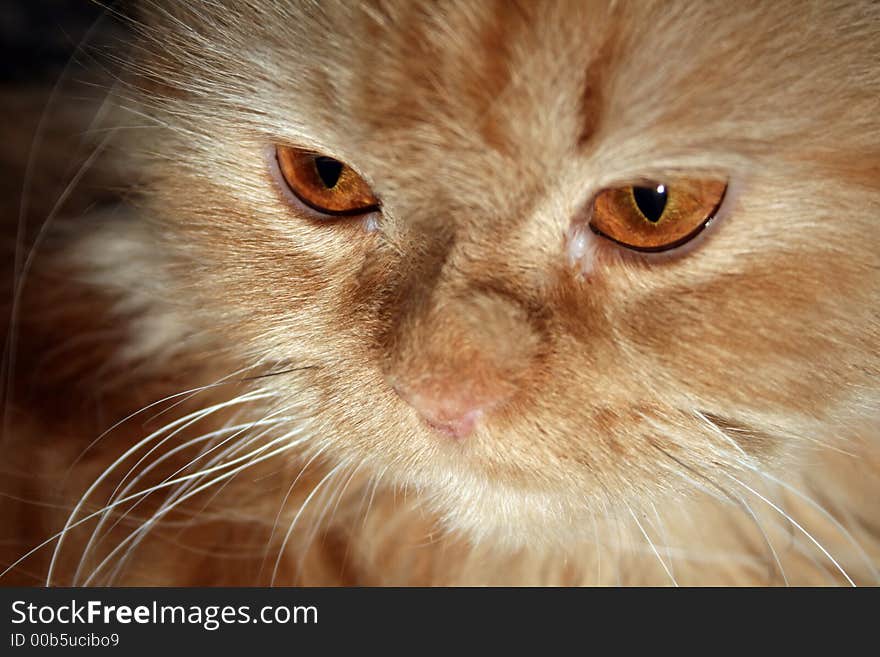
[0,1,108,83]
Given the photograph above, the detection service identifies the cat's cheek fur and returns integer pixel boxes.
[63,214,196,370]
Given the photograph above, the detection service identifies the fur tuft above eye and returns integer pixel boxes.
[275,145,380,217]
[590,179,727,252]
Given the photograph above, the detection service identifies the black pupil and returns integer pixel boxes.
[632,185,668,223]
[314,156,343,188]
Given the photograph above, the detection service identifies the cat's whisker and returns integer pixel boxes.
[65,400,290,581]
[103,388,274,509]
[3,132,113,433]
[291,465,351,580]
[694,410,877,582]
[724,472,855,586]
[240,365,322,382]
[77,410,294,584]
[335,467,386,570]
[626,504,678,587]
[646,502,677,583]
[141,367,263,426]
[643,436,795,585]
[645,438,735,504]
[330,463,364,524]
[133,357,310,428]
[0,491,164,527]
[1,421,296,583]
[732,492,789,586]
[102,413,313,582]
[753,469,879,584]
[101,436,262,585]
[53,387,275,584]
[113,102,205,140]
[133,530,274,562]
[161,410,306,539]
[751,509,841,585]
[83,434,310,586]
[78,124,162,136]
[63,366,261,481]
[692,410,754,463]
[705,410,857,460]
[294,461,363,580]
[362,465,388,532]
[77,426,247,584]
[108,393,294,520]
[258,443,330,582]
[271,460,347,586]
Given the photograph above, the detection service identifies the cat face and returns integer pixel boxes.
[125,0,880,546]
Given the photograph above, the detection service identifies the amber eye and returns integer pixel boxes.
[589,179,727,252]
[275,145,379,216]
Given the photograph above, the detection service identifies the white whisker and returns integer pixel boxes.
[82,433,309,585]
[76,410,293,584]
[100,417,311,583]
[259,443,330,580]
[62,367,256,480]
[725,473,856,586]
[627,505,678,587]
[755,470,879,583]
[271,461,346,586]
[47,388,275,584]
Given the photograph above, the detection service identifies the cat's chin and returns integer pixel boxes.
[435,488,622,554]
[392,463,628,552]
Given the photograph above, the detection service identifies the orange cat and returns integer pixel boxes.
[1,0,878,585]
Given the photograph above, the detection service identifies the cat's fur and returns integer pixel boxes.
[1,0,879,585]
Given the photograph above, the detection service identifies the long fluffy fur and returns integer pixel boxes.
[1,0,879,585]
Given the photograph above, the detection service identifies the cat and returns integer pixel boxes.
[1,0,879,586]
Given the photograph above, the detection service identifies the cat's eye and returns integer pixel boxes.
[589,179,727,252]
[275,145,379,216]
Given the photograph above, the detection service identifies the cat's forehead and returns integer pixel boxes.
[282,1,632,151]
[146,1,876,191]
[197,1,855,172]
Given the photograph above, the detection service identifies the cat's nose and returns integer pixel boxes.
[387,288,539,438]
[392,382,511,439]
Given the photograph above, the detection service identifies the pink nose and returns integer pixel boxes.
[393,384,507,439]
